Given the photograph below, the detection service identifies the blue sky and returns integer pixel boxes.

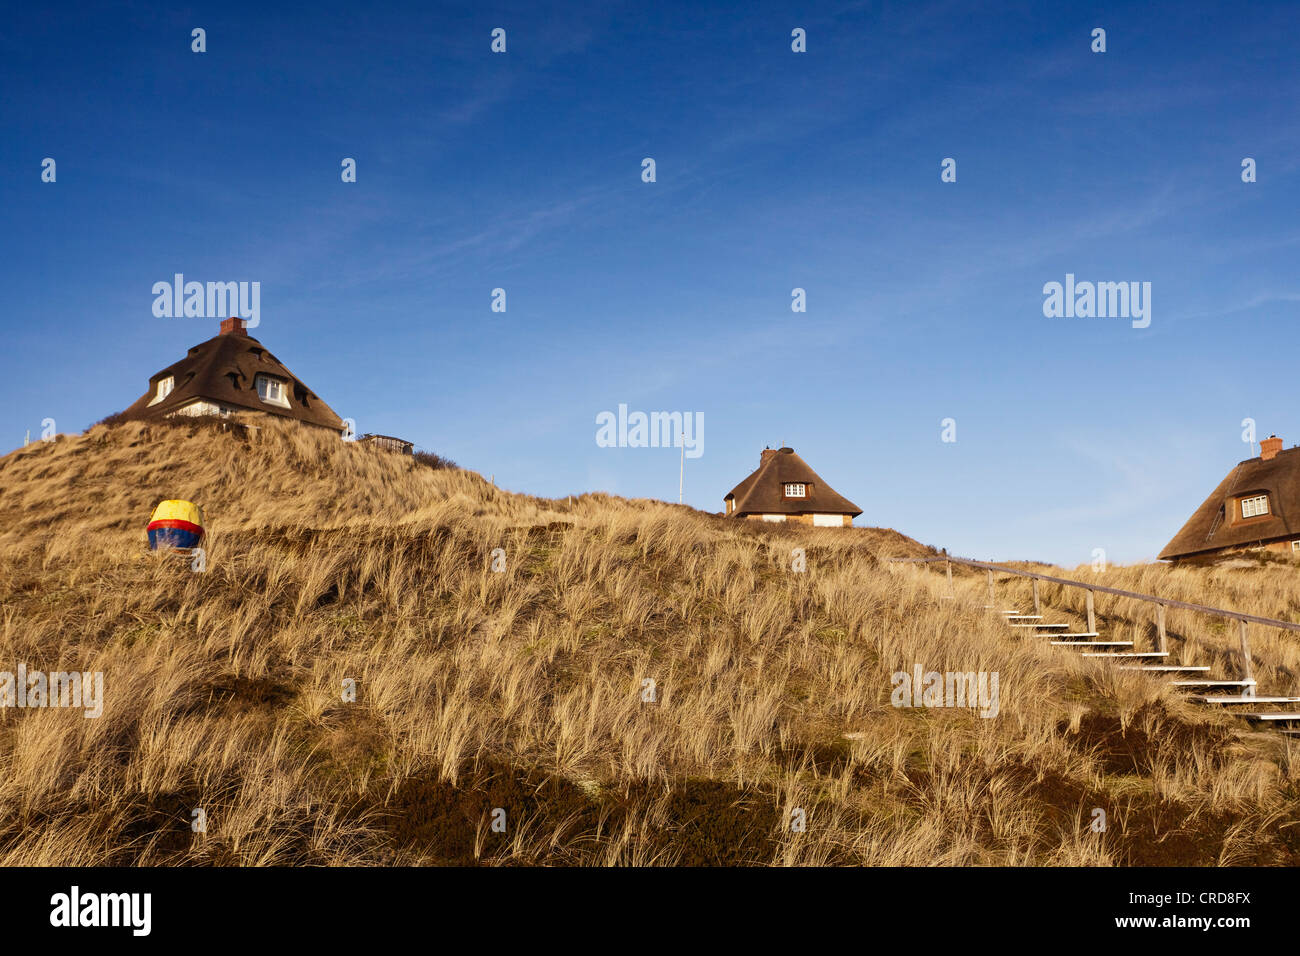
[4,0,1299,565]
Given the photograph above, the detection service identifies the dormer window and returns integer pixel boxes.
[147,376,175,406]
[784,483,807,499]
[1241,494,1270,519]
[256,374,290,408]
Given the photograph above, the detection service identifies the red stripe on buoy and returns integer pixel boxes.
[147,519,203,536]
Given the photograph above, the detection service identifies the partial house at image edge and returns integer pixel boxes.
[120,317,344,432]
[1160,434,1300,561]
[724,446,861,527]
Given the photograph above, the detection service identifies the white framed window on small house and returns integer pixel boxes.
[147,375,175,406]
[784,483,806,498]
[1241,494,1270,519]
[1292,541,1300,552]
[256,374,290,408]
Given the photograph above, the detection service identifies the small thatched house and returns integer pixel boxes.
[1160,435,1300,562]
[121,318,344,433]
[724,446,861,526]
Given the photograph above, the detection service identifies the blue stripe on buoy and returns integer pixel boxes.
[148,527,203,550]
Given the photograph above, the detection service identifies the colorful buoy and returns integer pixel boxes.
[147,499,206,551]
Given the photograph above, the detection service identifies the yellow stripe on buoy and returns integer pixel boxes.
[149,500,205,527]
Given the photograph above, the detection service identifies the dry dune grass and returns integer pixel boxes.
[1,418,1300,865]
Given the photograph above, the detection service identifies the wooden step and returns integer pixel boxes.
[1005,614,1042,620]
[1237,713,1300,722]
[1193,696,1300,704]
[1170,679,1256,688]
[1049,632,1101,638]
[1119,665,1211,673]
[1051,640,1132,647]
[1081,651,1168,658]
[1011,623,1068,629]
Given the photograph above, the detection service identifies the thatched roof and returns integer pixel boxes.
[121,319,343,431]
[725,447,861,517]
[1159,444,1300,559]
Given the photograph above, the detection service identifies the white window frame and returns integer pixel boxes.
[256,374,290,408]
[1240,494,1269,519]
[1291,541,1300,552]
[784,483,806,499]
[147,375,175,406]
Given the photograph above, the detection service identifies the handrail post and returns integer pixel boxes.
[1086,590,1096,634]
[1238,619,1255,696]
[1156,604,1167,654]
[986,569,995,608]
[1032,578,1041,615]
[946,559,954,599]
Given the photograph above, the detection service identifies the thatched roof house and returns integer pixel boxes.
[1160,435,1300,561]
[121,318,344,432]
[725,446,861,526]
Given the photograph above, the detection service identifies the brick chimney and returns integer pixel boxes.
[1261,434,1284,461]
[760,446,777,465]
[219,316,248,336]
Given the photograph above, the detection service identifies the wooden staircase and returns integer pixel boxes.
[993,606,1300,734]
[898,555,1300,737]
